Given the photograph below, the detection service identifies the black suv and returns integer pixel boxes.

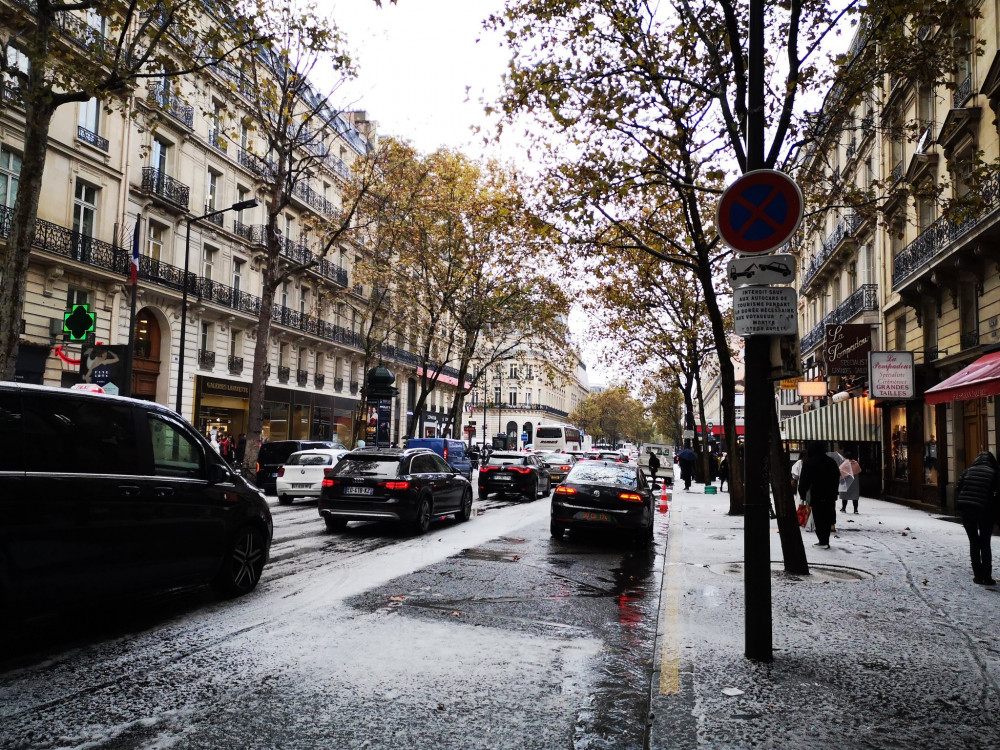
[478,451,552,501]
[0,382,272,612]
[318,448,473,534]
[254,439,340,493]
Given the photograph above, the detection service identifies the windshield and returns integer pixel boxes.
[333,456,401,478]
[536,427,563,438]
[286,452,336,466]
[567,464,638,488]
[486,455,525,467]
[538,452,569,463]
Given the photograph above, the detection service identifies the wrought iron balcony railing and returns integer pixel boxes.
[800,284,879,352]
[314,373,325,389]
[800,213,861,291]
[953,74,973,108]
[205,205,224,226]
[207,127,228,153]
[961,329,980,350]
[228,355,243,374]
[142,167,190,209]
[146,85,194,129]
[198,350,216,368]
[893,170,1000,289]
[334,377,344,391]
[296,369,309,386]
[277,365,290,383]
[77,126,109,151]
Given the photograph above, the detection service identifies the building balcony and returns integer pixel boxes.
[314,373,325,389]
[228,355,243,374]
[197,349,216,369]
[277,365,290,383]
[205,205,224,226]
[350,381,359,394]
[207,127,228,154]
[800,213,861,293]
[334,377,344,392]
[141,167,190,210]
[893,170,1000,293]
[146,85,194,129]
[296,369,309,387]
[77,126,109,152]
[800,284,879,353]
[233,220,253,242]
[961,329,980,351]
[954,74,974,108]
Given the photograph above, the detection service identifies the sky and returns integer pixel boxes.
[325,1,607,386]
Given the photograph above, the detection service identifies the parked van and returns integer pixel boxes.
[404,438,473,480]
[638,444,674,486]
[0,382,273,612]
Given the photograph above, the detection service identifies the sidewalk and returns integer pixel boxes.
[648,484,1000,749]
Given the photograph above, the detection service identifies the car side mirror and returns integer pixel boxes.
[208,463,232,484]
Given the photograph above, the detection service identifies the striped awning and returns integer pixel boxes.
[780,396,881,442]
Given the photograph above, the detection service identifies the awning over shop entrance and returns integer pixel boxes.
[780,396,880,442]
[924,351,1000,404]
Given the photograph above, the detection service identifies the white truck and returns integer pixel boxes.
[638,444,674,486]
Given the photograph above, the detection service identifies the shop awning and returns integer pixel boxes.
[780,396,880,442]
[924,351,1000,404]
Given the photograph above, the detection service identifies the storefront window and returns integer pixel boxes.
[922,403,937,486]
[291,404,311,439]
[312,407,332,440]
[891,406,908,480]
[263,401,289,441]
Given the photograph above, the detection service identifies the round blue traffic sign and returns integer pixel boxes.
[716,170,803,254]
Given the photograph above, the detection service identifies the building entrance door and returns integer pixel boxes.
[131,308,161,400]
[962,398,987,472]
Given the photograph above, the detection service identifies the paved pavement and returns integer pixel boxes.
[648,483,1000,749]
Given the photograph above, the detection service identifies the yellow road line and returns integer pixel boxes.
[659,497,681,695]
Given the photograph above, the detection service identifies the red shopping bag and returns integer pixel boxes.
[796,502,812,529]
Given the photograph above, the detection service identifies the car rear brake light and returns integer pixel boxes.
[443,446,449,459]
[554,486,577,495]
[277,467,285,477]
[321,478,336,488]
[510,467,532,474]
[384,481,410,490]
[619,492,643,502]
[559,465,570,471]
[480,466,497,472]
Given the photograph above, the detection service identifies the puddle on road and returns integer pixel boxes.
[707,561,875,583]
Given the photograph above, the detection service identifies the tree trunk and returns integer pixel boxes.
[241,252,278,475]
[0,99,53,379]
[768,402,809,574]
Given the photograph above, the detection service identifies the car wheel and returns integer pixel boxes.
[457,488,473,522]
[550,520,564,539]
[277,494,293,505]
[413,495,432,534]
[212,526,266,597]
[524,479,537,502]
[324,517,348,532]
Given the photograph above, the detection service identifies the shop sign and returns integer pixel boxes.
[200,377,251,399]
[825,324,872,376]
[869,351,915,400]
[780,377,803,390]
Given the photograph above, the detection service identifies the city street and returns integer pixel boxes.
[0,478,668,750]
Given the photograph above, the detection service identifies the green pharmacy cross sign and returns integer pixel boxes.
[63,304,96,341]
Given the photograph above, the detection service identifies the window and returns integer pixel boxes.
[73,181,97,261]
[279,342,289,367]
[526,389,532,406]
[889,221,904,260]
[334,356,342,380]
[508,390,517,406]
[4,45,28,92]
[300,287,309,316]
[298,346,308,370]
[281,282,288,309]
[148,413,204,479]
[78,98,100,135]
[206,170,219,211]
[22,394,140,475]
[202,245,216,280]
[236,187,251,223]
[200,321,213,352]
[240,122,250,151]
[0,147,21,209]
[848,261,858,295]
[832,278,841,308]
[232,258,244,292]
[509,363,518,379]
[917,196,935,231]
[923,298,938,358]
[230,331,241,358]
[494,386,501,404]
[146,223,163,262]
[151,137,169,173]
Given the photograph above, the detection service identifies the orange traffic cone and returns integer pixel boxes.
[658,483,669,513]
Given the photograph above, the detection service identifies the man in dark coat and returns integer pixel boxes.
[956,451,1000,585]
[677,448,697,490]
[797,441,840,549]
[647,450,661,487]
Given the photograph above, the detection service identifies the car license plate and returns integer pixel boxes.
[292,483,311,488]
[494,475,512,481]
[344,486,374,495]
[270,472,278,478]
[579,511,610,522]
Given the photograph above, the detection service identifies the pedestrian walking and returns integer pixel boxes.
[955,451,1000,585]
[718,453,729,492]
[648,450,661,487]
[839,451,863,513]
[797,441,840,549]
[677,448,697,490]
[235,434,247,465]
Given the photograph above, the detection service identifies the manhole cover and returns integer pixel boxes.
[707,561,873,583]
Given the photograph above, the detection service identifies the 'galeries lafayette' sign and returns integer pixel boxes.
[869,351,915,400]
[825,324,873,376]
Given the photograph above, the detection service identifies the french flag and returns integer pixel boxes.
[130,214,141,285]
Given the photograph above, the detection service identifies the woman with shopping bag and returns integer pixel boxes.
[839,451,863,513]
[798,441,841,549]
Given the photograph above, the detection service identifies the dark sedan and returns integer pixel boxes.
[318,448,472,534]
[537,452,578,485]
[550,460,654,542]
[478,451,551,501]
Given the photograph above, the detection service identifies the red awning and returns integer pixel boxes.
[696,425,745,436]
[925,351,1000,404]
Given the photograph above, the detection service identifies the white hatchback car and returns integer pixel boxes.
[275,449,349,505]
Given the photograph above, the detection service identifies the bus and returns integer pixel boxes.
[534,423,583,452]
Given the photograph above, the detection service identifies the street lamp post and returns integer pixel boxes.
[175,198,259,415]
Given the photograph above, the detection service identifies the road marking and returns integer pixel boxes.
[659,499,682,695]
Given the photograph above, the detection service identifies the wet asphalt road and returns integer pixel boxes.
[0,482,669,750]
